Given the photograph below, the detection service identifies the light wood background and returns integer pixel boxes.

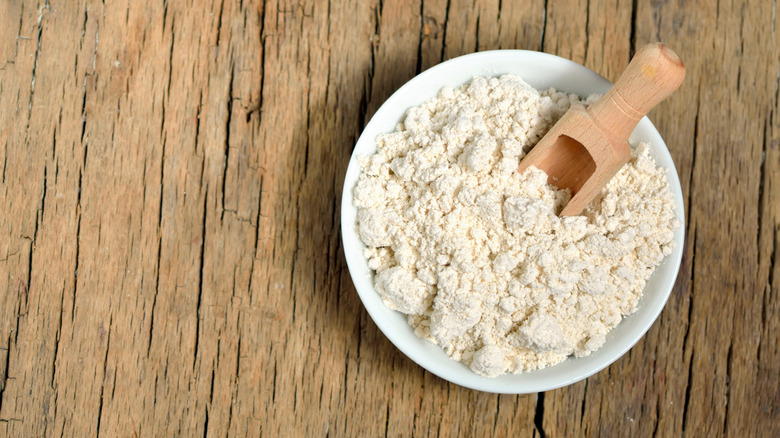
[1,0,777,436]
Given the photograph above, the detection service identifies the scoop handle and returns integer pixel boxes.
[587,43,686,142]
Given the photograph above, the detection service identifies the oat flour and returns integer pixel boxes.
[353,75,679,377]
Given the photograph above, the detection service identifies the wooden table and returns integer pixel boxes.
[1,0,777,436]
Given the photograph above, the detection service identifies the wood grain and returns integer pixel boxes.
[0,0,777,436]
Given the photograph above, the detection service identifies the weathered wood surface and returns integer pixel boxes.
[0,0,777,436]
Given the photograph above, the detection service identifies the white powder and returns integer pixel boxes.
[353,75,679,377]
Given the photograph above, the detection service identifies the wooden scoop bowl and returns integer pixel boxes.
[517,43,686,216]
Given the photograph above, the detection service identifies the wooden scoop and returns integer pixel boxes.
[517,43,685,216]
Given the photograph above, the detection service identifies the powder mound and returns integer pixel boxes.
[353,75,680,377]
[375,266,432,315]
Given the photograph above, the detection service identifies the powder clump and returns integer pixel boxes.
[353,75,679,377]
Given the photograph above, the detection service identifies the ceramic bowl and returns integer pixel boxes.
[340,50,685,393]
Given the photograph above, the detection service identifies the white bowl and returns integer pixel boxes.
[340,50,685,393]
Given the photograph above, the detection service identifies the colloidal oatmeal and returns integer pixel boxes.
[353,75,679,377]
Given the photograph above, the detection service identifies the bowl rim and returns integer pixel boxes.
[340,49,685,393]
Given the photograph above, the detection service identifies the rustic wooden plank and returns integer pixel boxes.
[621,2,708,436]
[756,5,780,435]
[663,0,775,435]
[0,1,94,435]
[718,1,780,435]
[0,0,778,436]
[52,1,185,435]
[630,0,777,436]
[255,0,386,436]
[0,2,30,432]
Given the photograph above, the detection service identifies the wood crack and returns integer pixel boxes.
[723,339,734,434]
[95,316,112,438]
[194,91,202,154]
[757,113,769,262]
[583,0,590,62]
[226,337,241,434]
[203,367,215,437]
[51,253,65,392]
[248,176,264,300]
[166,16,176,98]
[629,0,638,57]
[681,321,696,433]
[194,190,208,371]
[440,0,451,61]
[491,394,500,435]
[255,0,267,126]
[474,15,480,53]
[534,392,546,438]
[580,379,588,431]
[221,66,234,222]
[272,354,278,405]
[0,334,11,417]
[215,0,226,54]
[25,1,48,138]
[415,0,424,74]
[384,398,390,438]
[685,85,702,242]
[760,227,777,364]
[303,50,312,180]
[540,0,548,52]
[72,142,87,325]
[149,132,166,356]
[2,141,7,184]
